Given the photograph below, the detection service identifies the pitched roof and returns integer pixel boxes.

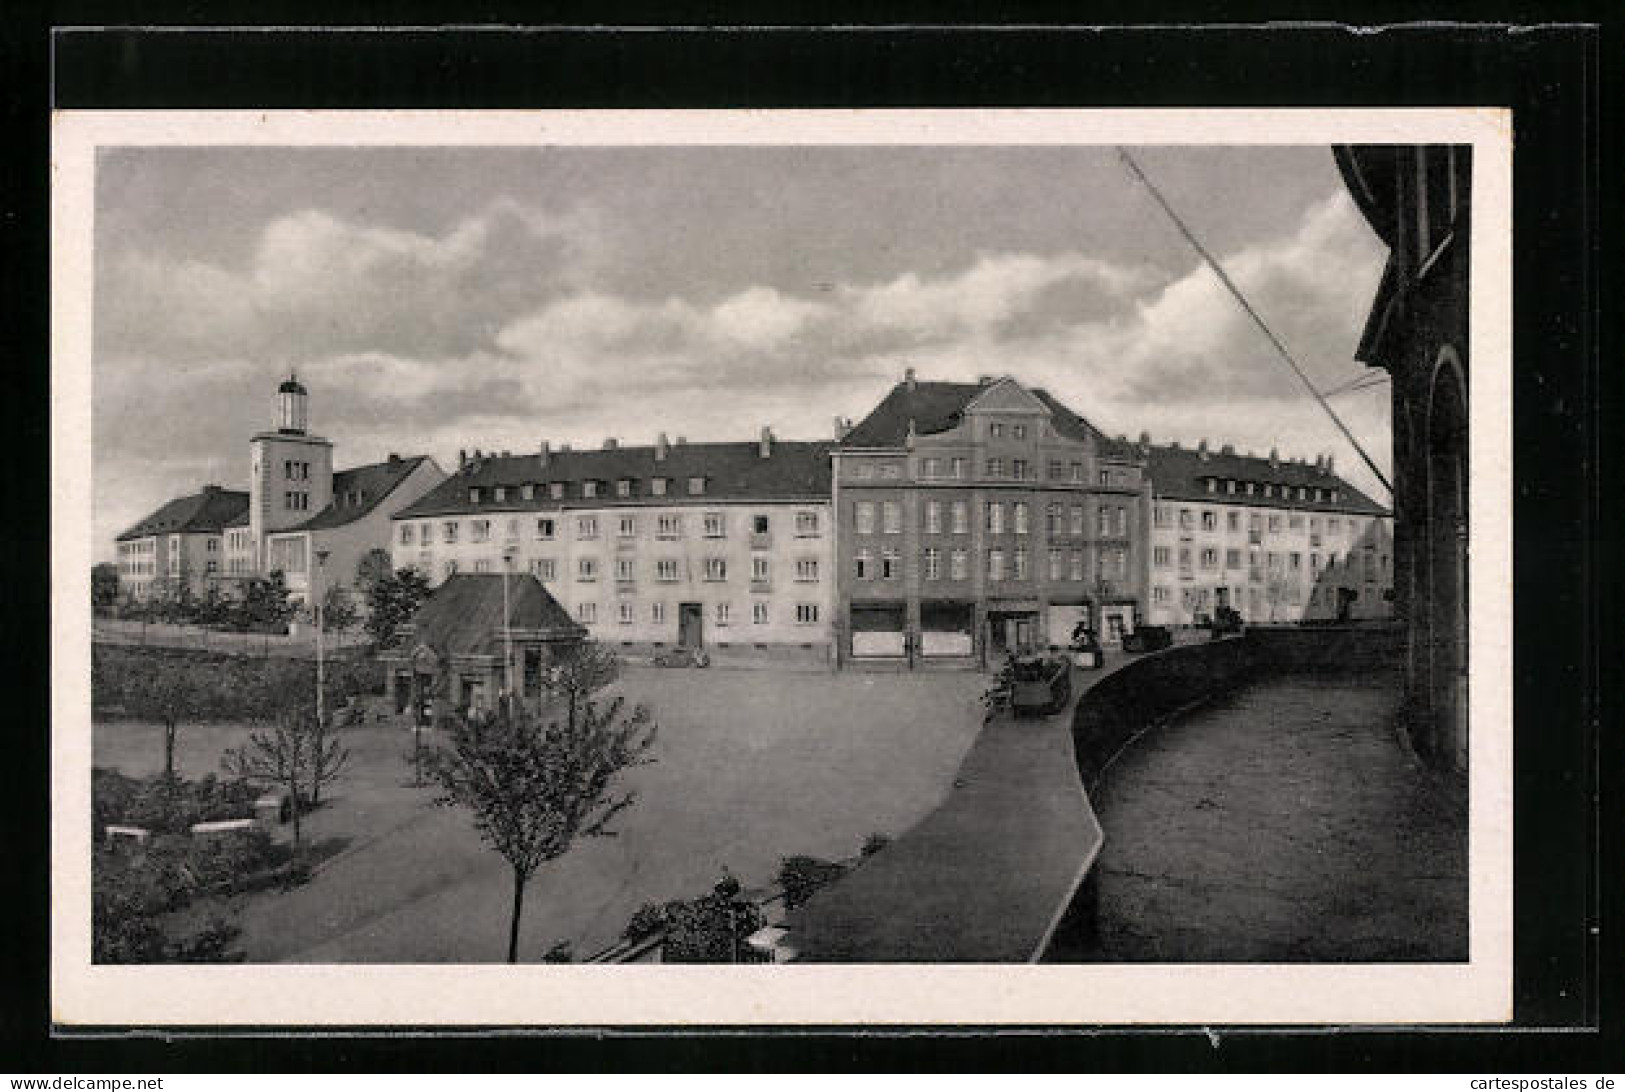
[1145,444,1389,516]
[841,379,1130,454]
[292,455,431,531]
[117,487,249,541]
[402,573,581,659]
[395,440,833,519]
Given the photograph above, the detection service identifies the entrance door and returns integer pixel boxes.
[988,611,1039,655]
[678,603,704,649]
[1101,606,1133,645]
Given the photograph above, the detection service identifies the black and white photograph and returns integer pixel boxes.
[50,109,1512,1026]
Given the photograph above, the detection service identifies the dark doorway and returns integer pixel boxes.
[678,602,704,649]
[988,611,1038,655]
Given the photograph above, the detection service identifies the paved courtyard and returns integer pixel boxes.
[93,664,987,962]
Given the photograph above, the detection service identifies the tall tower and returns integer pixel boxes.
[249,373,334,571]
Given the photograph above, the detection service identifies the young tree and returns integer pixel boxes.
[355,547,394,591]
[321,584,359,636]
[107,653,234,781]
[222,684,349,845]
[428,644,657,963]
[364,567,433,649]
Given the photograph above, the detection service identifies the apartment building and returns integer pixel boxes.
[389,431,836,662]
[1143,440,1393,627]
[115,485,249,601]
[835,373,1149,667]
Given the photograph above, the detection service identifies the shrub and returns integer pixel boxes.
[660,889,764,964]
[777,855,849,910]
[622,901,667,942]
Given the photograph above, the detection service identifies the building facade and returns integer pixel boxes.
[115,485,249,601]
[834,374,1149,667]
[390,432,836,662]
[1142,440,1393,627]
[1336,143,1469,772]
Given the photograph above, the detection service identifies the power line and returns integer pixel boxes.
[1116,148,1393,497]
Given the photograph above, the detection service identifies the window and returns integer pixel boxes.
[925,500,943,534]
[1070,462,1084,483]
[951,458,966,480]
[1154,506,1171,528]
[1069,551,1085,582]
[1099,470,1111,486]
[1013,502,1029,535]
[923,548,942,580]
[752,514,770,535]
[1288,515,1304,530]
[550,483,565,500]
[442,521,459,543]
[1154,546,1171,568]
[854,549,872,580]
[1012,424,1027,440]
[494,486,507,503]
[615,558,635,583]
[1201,510,1217,531]
[988,549,1006,581]
[880,549,900,579]
[705,557,728,581]
[1071,506,1085,536]
[535,517,555,540]
[1228,512,1241,532]
[583,481,599,499]
[950,549,969,580]
[1178,508,1193,530]
[795,558,819,582]
[752,602,769,625]
[655,559,679,582]
[472,519,491,543]
[752,556,770,582]
[1226,549,1242,569]
[1310,552,1322,572]
[1116,507,1128,537]
[1153,586,1170,604]
[715,602,731,626]
[400,524,414,545]
[617,478,633,498]
[618,515,636,538]
[1046,503,1063,535]
[852,462,873,480]
[986,458,1004,478]
[687,477,706,495]
[1201,548,1218,570]
[577,515,599,539]
[1246,482,1256,496]
[652,478,668,496]
[206,560,218,574]
[1227,480,1237,495]
[1290,552,1302,571]
[1099,506,1113,536]
[1179,547,1193,569]
[532,559,556,581]
[795,511,820,536]
[854,502,876,535]
[444,560,458,577]
[1329,517,1341,533]
[577,558,599,582]
[652,602,667,624]
[576,602,597,625]
[922,457,943,479]
[521,484,535,501]
[506,517,519,540]
[1048,548,1063,580]
[1048,460,1063,480]
[882,501,902,534]
[1268,515,1282,533]
[796,604,820,625]
[987,502,1005,535]
[879,463,902,480]
[1012,459,1030,480]
[619,602,635,625]
[1268,551,1282,570]
[989,423,1004,439]
[420,524,433,543]
[952,501,969,534]
[657,514,681,538]
[473,559,492,575]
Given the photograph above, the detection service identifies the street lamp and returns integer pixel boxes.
[314,547,331,733]
[501,546,517,709]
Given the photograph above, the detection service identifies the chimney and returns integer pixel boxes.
[905,418,917,450]
[977,374,995,386]
[538,441,550,467]
[759,426,774,459]
[388,451,400,463]
[675,436,687,446]
[656,432,669,461]
[459,448,467,469]
[560,442,572,453]
[1198,438,1210,461]
[603,438,618,451]
[474,448,483,460]
[1269,446,1280,468]
[1170,439,1181,450]
[1326,453,1336,476]
[501,449,511,459]
[904,366,917,392]
[1221,443,1235,456]
[833,416,851,441]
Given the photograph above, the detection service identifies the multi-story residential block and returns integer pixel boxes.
[115,485,249,601]
[390,431,836,662]
[114,375,446,607]
[834,372,1149,667]
[1142,439,1393,627]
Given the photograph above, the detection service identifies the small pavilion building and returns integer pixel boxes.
[382,572,584,722]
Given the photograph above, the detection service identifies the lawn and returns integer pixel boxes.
[92,665,988,963]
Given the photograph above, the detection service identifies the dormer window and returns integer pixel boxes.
[493,486,507,503]
[651,477,668,496]
[521,484,535,501]
[687,476,706,495]
[583,480,599,499]
[549,482,565,500]
[617,478,633,497]
[1206,479,1216,494]
[469,487,481,504]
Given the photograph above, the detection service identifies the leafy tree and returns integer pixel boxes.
[321,584,359,636]
[92,563,120,611]
[236,571,295,632]
[428,643,657,962]
[364,567,433,648]
[356,547,394,591]
[777,855,849,910]
[103,652,239,780]
[660,874,765,964]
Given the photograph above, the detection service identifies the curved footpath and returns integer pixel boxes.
[783,655,1120,963]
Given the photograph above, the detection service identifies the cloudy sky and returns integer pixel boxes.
[93,144,1392,557]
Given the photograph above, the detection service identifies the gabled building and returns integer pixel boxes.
[834,372,1149,666]
[390,432,836,662]
[1141,438,1393,627]
[115,485,249,601]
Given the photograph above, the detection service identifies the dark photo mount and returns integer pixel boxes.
[6,16,1607,1073]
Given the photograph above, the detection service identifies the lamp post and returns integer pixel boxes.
[501,546,517,710]
[314,547,331,733]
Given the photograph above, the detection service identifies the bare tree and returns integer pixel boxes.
[222,703,348,846]
[429,642,656,963]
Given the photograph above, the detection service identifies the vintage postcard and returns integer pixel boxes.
[52,108,1512,1026]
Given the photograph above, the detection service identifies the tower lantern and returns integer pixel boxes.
[277,373,309,435]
